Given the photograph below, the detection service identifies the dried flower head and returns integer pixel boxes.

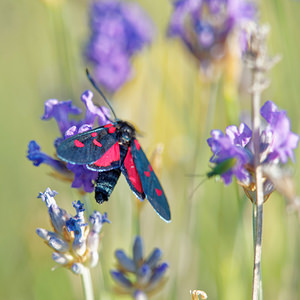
[190,289,208,300]
[36,188,110,273]
[111,236,169,299]
[27,90,109,193]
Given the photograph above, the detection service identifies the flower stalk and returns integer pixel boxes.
[81,266,94,300]
[251,66,264,300]
[243,23,281,300]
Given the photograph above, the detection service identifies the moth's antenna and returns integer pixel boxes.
[86,69,117,120]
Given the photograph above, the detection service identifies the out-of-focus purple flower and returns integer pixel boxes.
[27,90,109,193]
[86,0,155,92]
[207,101,299,191]
[260,101,299,163]
[111,236,168,298]
[168,0,256,69]
[36,188,109,273]
[93,49,132,93]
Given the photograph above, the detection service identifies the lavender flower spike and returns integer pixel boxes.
[27,90,109,194]
[207,100,299,203]
[168,0,256,69]
[85,0,155,92]
[111,236,169,297]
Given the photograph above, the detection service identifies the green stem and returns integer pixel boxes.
[82,193,93,218]
[134,201,141,237]
[252,201,257,253]
[81,267,94,300]
[48,3,75,98]
[188,77,221,231]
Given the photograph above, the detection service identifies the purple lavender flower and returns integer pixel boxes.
[42,99,82,135]
[111,236,168,298]
[207,123,252,184]
[86,0,155,92]
[168,0,256,69]
[36,188,109,273]
[207,101,299,188]
[27,90,109,193]
[260,101,299,163]
[27,141,70,174]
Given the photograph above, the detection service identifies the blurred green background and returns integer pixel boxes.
[1,0,300,299]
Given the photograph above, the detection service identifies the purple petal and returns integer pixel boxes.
[42,99,81,135]
[149,263,168,285]
[260,100,278,123]
[207,127,251,185]
[27,141,69,173]
[261,101,299,163]
[64,126,78,139]
[225,123,252,147]
[110,270,133,288]
[81,90,110,126]
[146,248,162,269]
[67,164,98,193]
[89,211,110,234]
[115,250,136,272]
[133,236,143,264]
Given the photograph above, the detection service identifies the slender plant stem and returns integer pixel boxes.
[81,266,94,300]
[188,77,220,232]
[135,201,141,236]
[251,70,264,300]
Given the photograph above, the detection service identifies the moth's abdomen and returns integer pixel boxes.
[95,169,121,204]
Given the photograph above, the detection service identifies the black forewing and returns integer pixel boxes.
[57,125,118,165]
[131,139,171,222]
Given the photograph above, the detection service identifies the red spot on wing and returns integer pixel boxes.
[108,127,116,134]
[104,123,116,134]
[124,147,143,194]
[149,164,153,172]
[74,140,84,148]
[155,188,162,197]
[93,142,120,167]
[93,139,102,147]
[134,139,141,151]
[144,171,151,177]
[91,132,97,137]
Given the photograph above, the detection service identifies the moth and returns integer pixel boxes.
[57,71,171,222]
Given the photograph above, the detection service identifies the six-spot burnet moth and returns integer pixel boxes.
[57,70,171,222]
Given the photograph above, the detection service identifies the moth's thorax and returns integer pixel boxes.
[116,120,136,145]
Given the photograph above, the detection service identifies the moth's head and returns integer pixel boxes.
[118,120,136,143]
